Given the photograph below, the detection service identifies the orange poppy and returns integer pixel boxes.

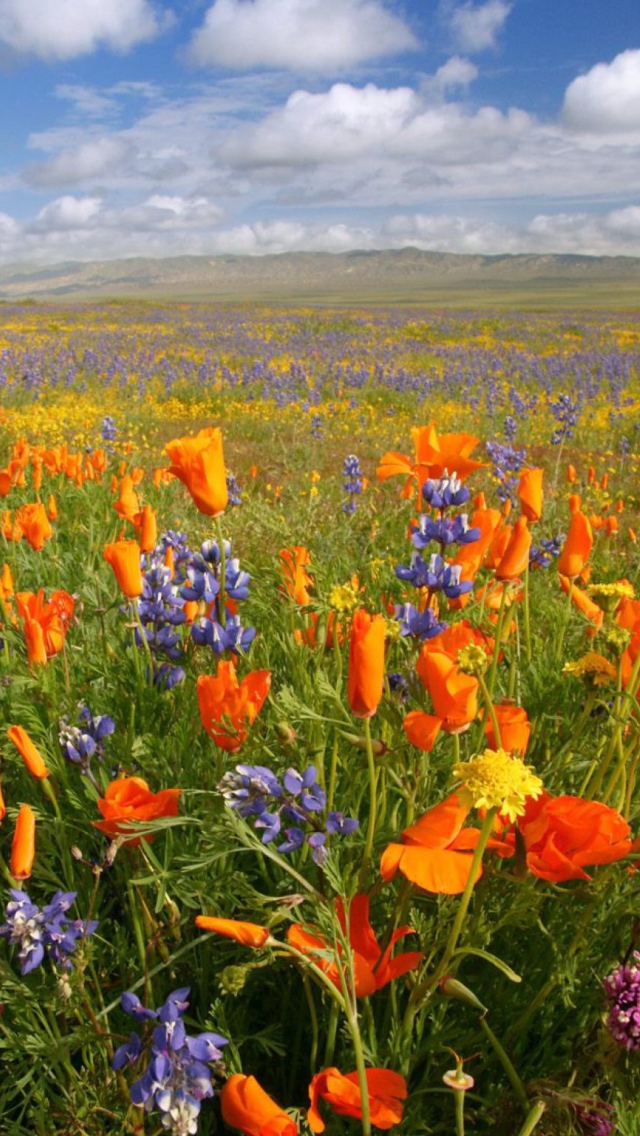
[518,467,544,523]
[558,575,604,630]
[13,503,53,552]
[518,792,633,882]
[495,516,531,581]
[567,463,577,483]
[197,661,271,751]
[451,503,502,583]
[113,475,139,523]
[279,546,313,605]
[404,649,478,751]
[94,776,181,843]
[0,780,5,823]
[11,803,36,880]
[483,703,531,755]
[287,894,423,999]
[308,1066,407,1133]
[347,609,386,719]
[47,495,58,522]
[381,793,512,895]
[7,726,49,779]
[378,423,484,499]
[15,588,74,661]
[557,496,593,579]
[165,426,228,517]
[134,503,157,554]
[103,540,144,598]
[195,915,270,948]
[221,1074,298,1136]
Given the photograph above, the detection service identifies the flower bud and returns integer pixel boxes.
[439,975,487,1014]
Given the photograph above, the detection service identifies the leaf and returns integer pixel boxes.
[451,946,522,983]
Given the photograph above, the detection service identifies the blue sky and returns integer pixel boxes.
[0,0,639,264]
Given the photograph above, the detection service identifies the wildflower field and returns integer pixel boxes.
[0,301,640,1136]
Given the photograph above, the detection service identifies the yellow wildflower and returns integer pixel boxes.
[453,748,543,823]
[563,652,617,686]
[328,582,359,614]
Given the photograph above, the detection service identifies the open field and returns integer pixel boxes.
[0,302,638,1136]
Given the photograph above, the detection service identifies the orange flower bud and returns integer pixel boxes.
[137,504,157,554]
[0,780,5,823]
[601,472,609,491]
[518,467,543,523]
[7,725,49,779]
[347,609,386,719]
[47,494,58,521]
[495,516,531,580]
[23,615,48,666]
[567,464,577,483]
[588,465,595,484]
[11,804,36,880]
[195,915,270,947]
[103,540,144,598]
[557,498,593,579]
[165,427,228,517]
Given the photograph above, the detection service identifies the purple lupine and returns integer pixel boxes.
[0,889,97,975]
[114,988,228,1136]
[218,763,358,865]
[342,454,364,514]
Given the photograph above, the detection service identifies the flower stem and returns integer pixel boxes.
[359,716,378,888]
[515,1100,546,1136]
[216,517,227,628]
[479,1015,528,1110]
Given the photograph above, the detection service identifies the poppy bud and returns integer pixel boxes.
[11,804,36,880]
[7,726,49,779]
[439,975,488,1014]
[347,609,386,719]
[103,539,144,598]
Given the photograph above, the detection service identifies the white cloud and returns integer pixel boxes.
[442,0,511,53]
[25,137,135,188]
[188,0,418,72]
[562,49,640,134]
[0,0,167,61]
[2,202,640,264]
[433,55,478,91]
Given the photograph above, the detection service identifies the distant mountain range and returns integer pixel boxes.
[1,248,639,304]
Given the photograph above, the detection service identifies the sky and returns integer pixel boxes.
[0,0,639,265]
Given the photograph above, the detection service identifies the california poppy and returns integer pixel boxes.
[279,546,313,605]
[134,503,157,554]
[559,575,604,631]
[94,776,181,843]
[15,588,74,662]
[11,803,36,880]
[378,423,484,500]
[518,468,544,523]
[381,793,512,895]
[197,662,271,751]
[287,894,422,998]
[495,517,531,581]
[7,726,49,779]
[308,1066,407,1133]
[557,496,593,579]
[165,426,228,517]
[404,649,478,751]
[195,915,270,948]
[103,540,144,599]
[518,792,633,882]
[113,475,139,523]
[347,609,386,719]
[221,1074,298,1136]
[14,503,53,552]
[483,703,531,755]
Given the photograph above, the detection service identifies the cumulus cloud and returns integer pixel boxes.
[433,55,478,91]
[2,200,640,264]
[188,0,418,72]
[24,137,135,188]
[441,0,511,53]
[562,49,640,134]
[0,0,167,61]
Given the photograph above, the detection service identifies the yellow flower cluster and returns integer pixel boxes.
[453,748,543,823]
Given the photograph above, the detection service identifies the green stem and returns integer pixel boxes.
[216,517,227,628]
[515,1100,546,1136]
[478,673,502,749]
[323,1001,340,1067]
[359,717,378,888]
[487,589,508,697]
[479,1016,528,1110]
[522,560,532,663]
[555,578,575,661]
[455,1088,466,1136]
[302,974,319,1073]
